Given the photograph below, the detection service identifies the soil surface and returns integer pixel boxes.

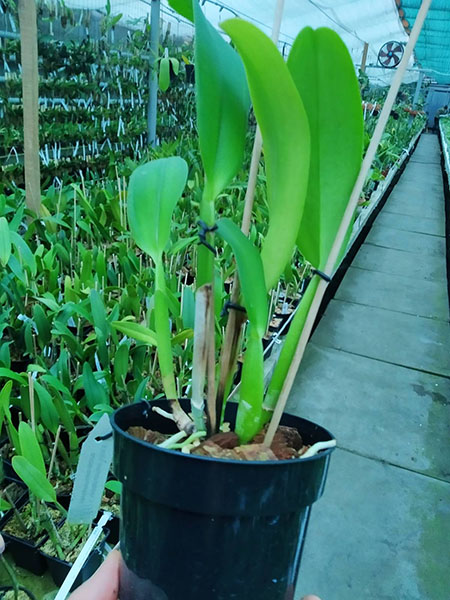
[128,424,310,461]
[3,504,61,542]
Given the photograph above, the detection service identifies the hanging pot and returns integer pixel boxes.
[112,400,335,600]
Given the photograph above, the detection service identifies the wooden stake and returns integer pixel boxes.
[18,0,41,214]
[48,425,62,480]
[215,0,286,418]
[360,42,369,72]
[264,0,433,446]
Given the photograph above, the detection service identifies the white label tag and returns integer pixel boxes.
[67,414,113,525]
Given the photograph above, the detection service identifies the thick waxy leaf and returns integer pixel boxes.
[288,27,364,270]
[194,2,250,201]
[12,456,56,503]
[168,0,193,22]
[159,56,170,92]
[236,326,265,443]
[18,422,46,476]
[216,218,268,336]
[222,19,310,291]
[0,217,11,266]
[216,218,268,442]
[127,157,188,260]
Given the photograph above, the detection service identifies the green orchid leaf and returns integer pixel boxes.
[33,381,60,434]
[17,422,46,476]
[264,276,319,419]
[127,157,188,261]
[287,27,364,270]
[12,456,56,503]
[112,321,157,346]
[104,480,122,495]
[114,343,130,386]
[194,1,250,201]
[171,329,194,346]
[33,304,52,346]
[159,56,171,92]
[170,57,179,76]
[82,363,109,412]
[9,231,36,275]
[222,18,310,291]
[0,217,11,266]
[168,0,193,22]
[216,218,268,336]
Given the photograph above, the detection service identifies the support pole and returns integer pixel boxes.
[18,0,41,214]
[409,70,424,125]
[412,70,424,108]
[147,0,160,147]
[360,41,369,72]
[265,0,433,446]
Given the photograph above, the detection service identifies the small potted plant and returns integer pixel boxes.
[112,1,364,599]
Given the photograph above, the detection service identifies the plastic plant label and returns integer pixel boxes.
[67,413,114,525]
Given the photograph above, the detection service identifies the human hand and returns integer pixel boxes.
[69,549,120,600]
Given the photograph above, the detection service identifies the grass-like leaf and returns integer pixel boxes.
[18,422,46,476]
[12,456,57,503]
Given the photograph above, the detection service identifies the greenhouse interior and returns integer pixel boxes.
[0,0,449,598]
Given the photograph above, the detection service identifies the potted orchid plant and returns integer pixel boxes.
[111,0,363,598]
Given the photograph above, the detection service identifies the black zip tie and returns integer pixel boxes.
[312,268,332,283]
[95,432,113,442]
[197,220,218,255]
[221,300,247,318]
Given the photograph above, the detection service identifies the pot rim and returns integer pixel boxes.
[111,401,336,468]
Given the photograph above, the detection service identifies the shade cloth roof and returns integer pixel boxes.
[64,1,449,86]
[401,0,450,83]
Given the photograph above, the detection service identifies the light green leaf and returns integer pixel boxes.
[159,56,171,92]
[127,157,188,260]
[105,480,122,495]
[222,19,310,291]
[0,368,27,383]
[171,328,193,346]
[114,343,129,385]
[33,381,60,434]
[288,27,364,270]
[170,57,179,76]
[194,1,250,201]
[9,231,36,275]
[82,363,109,412]
[12,456,56,503]
[167,0,193,21]
[112,321,157,346]
[33,304,52,346]
[0,217,11,266]
[216,218,268,336]
[18,422,46,476]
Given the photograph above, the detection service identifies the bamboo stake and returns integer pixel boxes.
[215,0,286,418]
[264,0,432,446]
[18,0,41,214]
[360,41,369,73]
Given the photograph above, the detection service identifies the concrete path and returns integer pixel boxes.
[290,134,450,600]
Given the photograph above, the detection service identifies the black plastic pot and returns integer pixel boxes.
[3,532,48,576]
[112,400,335,600]
[42,544,105,590]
